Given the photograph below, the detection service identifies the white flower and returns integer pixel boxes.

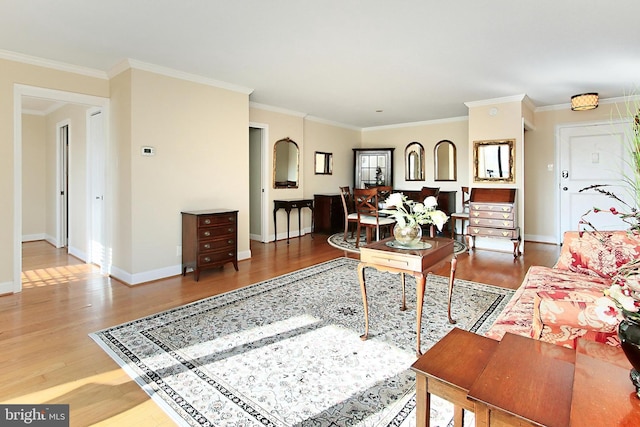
[606,284,640,312]
[385,192,404,209]
[423,196,438,208]
[595,296,623,325]
[430,210,449,231]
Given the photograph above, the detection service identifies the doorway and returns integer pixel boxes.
[249,123,269,242]
[12,84,110,294]
[57,121,69,249]
[558,120,633,240]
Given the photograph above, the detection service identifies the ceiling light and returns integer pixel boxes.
[571,93,599,111]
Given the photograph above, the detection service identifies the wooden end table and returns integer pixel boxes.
[358,236,457,356]
[411,328,498,427]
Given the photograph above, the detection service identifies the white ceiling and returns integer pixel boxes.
[4,0,640,128]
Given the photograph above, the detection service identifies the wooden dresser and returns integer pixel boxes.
[465,188,521,257]
[181,209,239,281]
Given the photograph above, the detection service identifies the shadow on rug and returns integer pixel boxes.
[328,232,468,255]
[90,257,511,427]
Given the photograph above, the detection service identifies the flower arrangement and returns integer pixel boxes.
[380,192,449,231]
[597,260,640,324]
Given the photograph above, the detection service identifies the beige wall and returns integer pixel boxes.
[21,114,46,240]
[361,119,469,209]
[1,58,108,292]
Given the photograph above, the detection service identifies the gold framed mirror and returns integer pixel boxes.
[273,138,299,188]
[314,151,333,175]
[405,142,425,181]
[473,138,515,183]
[434,140,457,181]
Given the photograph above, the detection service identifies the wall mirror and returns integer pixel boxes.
[314,151,333,175]
[405,142,425,181]
[473,138,515,183]
[273,137,299,188]
[434,140,457,181]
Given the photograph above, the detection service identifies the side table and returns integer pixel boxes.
[411,328,498,427]
[273,199,314,244]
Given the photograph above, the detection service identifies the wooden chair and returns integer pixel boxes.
[339,186,358,241]
[419,186,440,201]
[450,186,470,238]
[376,185,393,206]
[354,188,396,248]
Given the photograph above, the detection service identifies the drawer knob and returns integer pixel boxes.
[228,252,233,257]
[204,218,211,224]
[227,239,234,244]
[228,228,234,233]
[228,217,234,222]
[203,231,211,237]
[204,257,211,262]
[204,243,211,249]
[502,231,509,237]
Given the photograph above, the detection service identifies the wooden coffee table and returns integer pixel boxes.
[358,236,457,356]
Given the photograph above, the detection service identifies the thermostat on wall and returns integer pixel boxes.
[141,146,155,156]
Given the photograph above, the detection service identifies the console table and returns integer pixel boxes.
[273,199,314,244]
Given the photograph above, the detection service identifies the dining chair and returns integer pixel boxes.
[419,186,440,201]
[354,188,396,248]
[450,186,471,238]
[339,186,359,241]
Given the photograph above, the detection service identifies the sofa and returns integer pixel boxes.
[485,230,640,349]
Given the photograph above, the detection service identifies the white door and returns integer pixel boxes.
[57,122,69,249]
[559,121,633,238]
[89,110,106,268]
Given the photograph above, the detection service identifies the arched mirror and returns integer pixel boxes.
[273,138,299,188]
[473,139,515,183]
[434,140,457,181]
[405,142,425,181]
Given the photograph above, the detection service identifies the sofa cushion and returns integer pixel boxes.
[532,289,619,348]
[555,230,640,279]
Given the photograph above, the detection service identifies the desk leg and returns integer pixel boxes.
[416,273,426,356]
[415,375,430,427]
[298,207,302,239]
[400,272,406,311]
[273,209,277,243]
[358,263,369,341]
[310,206,314,238]
[447,256,457,324]
[285,208,291,244]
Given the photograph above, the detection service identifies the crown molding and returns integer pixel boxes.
[249,102,307,118]
[304,115,361,131]
[109,58,254,95]
[362,115,469,132]
[464,94,527,108]
[0,49,108,79]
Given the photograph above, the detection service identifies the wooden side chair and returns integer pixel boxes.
[339,186,359,241]
[354,188,396,247]
[450,186,470,238]
[376,185,393,206]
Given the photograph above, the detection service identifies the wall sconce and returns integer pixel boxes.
[571,93,599,111]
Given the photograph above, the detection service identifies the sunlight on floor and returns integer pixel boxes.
[21,264,99,289]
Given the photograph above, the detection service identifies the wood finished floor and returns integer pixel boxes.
[1,235,560,426]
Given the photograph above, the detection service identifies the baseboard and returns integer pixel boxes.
[0,280,16,295]
[524,233,559,245]
[22,233,46,242]
[68,246,87,262]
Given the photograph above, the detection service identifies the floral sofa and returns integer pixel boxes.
[485,230,640,349]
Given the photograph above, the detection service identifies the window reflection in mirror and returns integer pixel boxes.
[314,151,333,175]
[473,139,515,183]
[434,140,457,181]
[405,142,425,181]
[273,138,299,188]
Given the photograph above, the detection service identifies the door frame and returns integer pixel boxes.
[12,84,110,293]
[249,122,270,243]
[56,120,70,249]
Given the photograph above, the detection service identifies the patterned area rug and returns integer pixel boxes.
[90,257,512,427]
[328,232,468,255]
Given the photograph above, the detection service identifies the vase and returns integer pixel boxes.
[618,316,640,398]
[393,223,422,246]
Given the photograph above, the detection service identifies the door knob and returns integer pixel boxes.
[563,187,568,191]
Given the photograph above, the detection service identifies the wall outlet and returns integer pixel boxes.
[176,245,182,256]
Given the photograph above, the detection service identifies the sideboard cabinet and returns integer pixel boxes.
[182,209,238,281]
[313,194,344,234]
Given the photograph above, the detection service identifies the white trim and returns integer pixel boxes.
[249,122,270,243]
[464,94,527,108]
[22,233,46,242]
[523,233,557,245]
[56,119,70,249]
[249,102,307,117]
[0,49,108,79]
[362,115,468,132]
[304,115,361,131]
[110,58,254,95]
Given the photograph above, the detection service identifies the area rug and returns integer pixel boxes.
[90,257,512,427]
[328,232,467,255]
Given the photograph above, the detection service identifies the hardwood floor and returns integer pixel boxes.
[1,235,560,426]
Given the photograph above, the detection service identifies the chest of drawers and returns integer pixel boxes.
[465,188,521,257]
[181,209,238,281]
